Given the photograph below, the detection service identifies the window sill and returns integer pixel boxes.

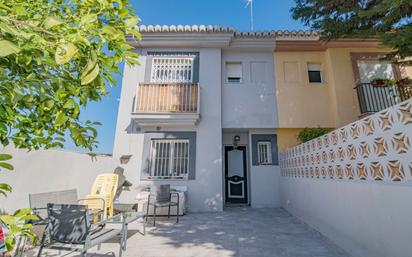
[141,176,189,181]
[308,82,327,85]
[224,82,245,85]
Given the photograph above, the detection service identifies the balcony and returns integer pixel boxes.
[132,83,200,126]
[355,82,412,114]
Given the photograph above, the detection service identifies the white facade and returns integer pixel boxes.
[112,26,280,212]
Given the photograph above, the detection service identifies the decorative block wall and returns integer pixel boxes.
[279,99,412,184]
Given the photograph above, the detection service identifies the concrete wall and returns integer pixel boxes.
[248,130,280,208]
[279,99,412,257]
[280,178,412,257]
[0,147,116,213]
[112,48,223,212]
[222,50,278,129]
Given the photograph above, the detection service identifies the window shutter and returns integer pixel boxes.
[307,63,321,71]
[226,63,242,80]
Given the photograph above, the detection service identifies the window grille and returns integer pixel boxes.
[257,141,273,165]
[151,57,194,83]
[149,139,190,179]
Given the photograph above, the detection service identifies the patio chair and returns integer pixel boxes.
[14,189,80,257]
[85,174,119,220]
[37,203,124,257]
[29,189,78,220]
[147,184,179,226]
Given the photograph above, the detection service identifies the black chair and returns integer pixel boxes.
[37,204,125,257]
[146,185,179,226]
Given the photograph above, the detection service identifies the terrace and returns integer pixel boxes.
[24,208,349,257]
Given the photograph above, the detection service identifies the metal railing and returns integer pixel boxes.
[135,83,199,113]
[355,83,412,114]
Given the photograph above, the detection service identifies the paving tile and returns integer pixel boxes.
[26,208,351,257]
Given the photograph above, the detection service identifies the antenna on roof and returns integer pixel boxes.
[245,0,254,31]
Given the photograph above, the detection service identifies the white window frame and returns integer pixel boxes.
[150,57,194,83]
[257,141,273,165]
[148,139,190,179]
[225,62,243,83]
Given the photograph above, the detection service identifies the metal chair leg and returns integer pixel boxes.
[176,197,180,223]
[146,202,149,224]
[36,230,47,257]
[168,203,171,219]
[153,205,156,226]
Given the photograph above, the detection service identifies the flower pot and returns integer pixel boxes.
[371,79,386,87]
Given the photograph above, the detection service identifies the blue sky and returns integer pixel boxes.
[64,0,309,154]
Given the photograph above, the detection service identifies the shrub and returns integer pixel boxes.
[297,127,332,143]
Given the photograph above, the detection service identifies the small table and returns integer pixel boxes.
[111,211,146,250]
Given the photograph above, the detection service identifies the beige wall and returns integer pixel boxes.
[275,51,337,128]
[277,128,302,151]
[275,47,398,129]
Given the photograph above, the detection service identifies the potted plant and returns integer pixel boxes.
[371,78,393,87]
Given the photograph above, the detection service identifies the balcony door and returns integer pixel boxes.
[224,146,248,204]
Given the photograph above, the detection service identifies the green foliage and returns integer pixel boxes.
[291,0,412,64]
[0,0,140,151]
[0,208,39,251]
[0,154,13,197]
[0,0,141,253]
[298,127,332,143]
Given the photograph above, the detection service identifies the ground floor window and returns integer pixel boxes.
[149,139,189,179]
[257,141,273,165]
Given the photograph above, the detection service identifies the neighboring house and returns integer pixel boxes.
[113,25,412,212]
[275,32,412,151]
[113,25,279,212]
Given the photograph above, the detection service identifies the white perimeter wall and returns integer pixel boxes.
[0,147,116,213]
[279,100,412,257]
[280,178,412,257]
[113,48,223,212]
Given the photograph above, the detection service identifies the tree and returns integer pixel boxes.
[0,0,140,252]
[291,0,412,64]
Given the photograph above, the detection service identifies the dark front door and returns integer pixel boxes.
[225,146,248,204]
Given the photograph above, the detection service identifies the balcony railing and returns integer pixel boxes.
[135,83,199,113]
[355,83,412,114]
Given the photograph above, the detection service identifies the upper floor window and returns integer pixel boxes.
[150,57,194,83]
[225,62,243,83]
[307,63,323,83]
[149,139,189,179]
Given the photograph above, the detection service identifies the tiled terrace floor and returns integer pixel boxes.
[35,208,351,257]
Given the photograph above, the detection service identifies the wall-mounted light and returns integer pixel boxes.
[120,155,132,164]
[233,135,240,148]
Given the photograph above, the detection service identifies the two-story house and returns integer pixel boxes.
[113,25,412,213]
[113,25,279,212]
[275,31,412,151]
